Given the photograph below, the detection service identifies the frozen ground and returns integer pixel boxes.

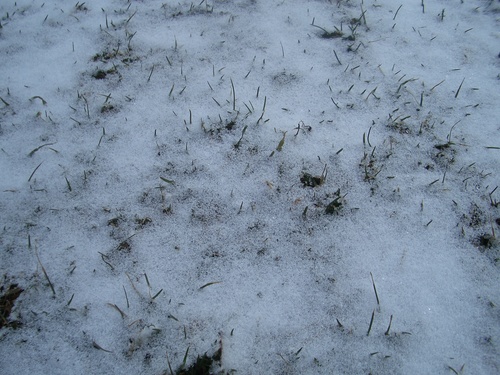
[0,0,499,374]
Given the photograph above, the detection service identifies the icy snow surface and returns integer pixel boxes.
[0,0,499,374]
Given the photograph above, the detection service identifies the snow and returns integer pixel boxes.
[0,0,499,374]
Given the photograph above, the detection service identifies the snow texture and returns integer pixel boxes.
[0,0,499,374]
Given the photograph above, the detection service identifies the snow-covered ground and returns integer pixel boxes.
[0,0,499,374]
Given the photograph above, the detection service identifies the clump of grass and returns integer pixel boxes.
[311,23,343,39]
[300,165,327,187]
[325,189,346,215]
[92,70,108,79]
[101,104,115,113]
[478,233,496,249]
[174,344,222,375]
[360,150,383,181]
[301,173,322,188]
[0,284,24,329]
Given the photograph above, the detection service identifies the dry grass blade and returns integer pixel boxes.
[0,96,10,106]
[370,272,380,305]
[123,285,130,308]
[28,161,44,182]
[455,77,465,98]
[30,96,47,105]
[385,314,393,335]
[160,177,175,185]
[35,245,55,295]
[333,50,342,65]
[67,293,74,306]
[93,340,113,353]
[166,351,174,375]
[276,132,287,152]
[126,272,145,298]
[183,346,190,367]
[367,309,375,336]
[98,252,114,270]
[311,24,343,38]
[65,177,72,192]
[151,288,163,300]
[28,142,57,157]
[167,314,179,321]
[107,303,127,319]
[199,281,222,290]
[230,78,236,111]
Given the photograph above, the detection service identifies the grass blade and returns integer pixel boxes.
[65,177,72,192]
[28,142,56,157]
[367,309,375,336]
[199,281,222,290]
[182,346,190,367]
[370,272,380,305]
[151,289,163,300]
[28,161,44,182]
[107,303,127,319]
[454,77,465,98]
[230,78,236,111]
[166,351,174,375]
[67,293,74,307]
[35,246,55,295]
[160,177,175,185]
[123,285,129,308]
[385,314,393,335]
[93,341,113,353]
[0,96,10,106]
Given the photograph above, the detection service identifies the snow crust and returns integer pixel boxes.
[0,0,499,374]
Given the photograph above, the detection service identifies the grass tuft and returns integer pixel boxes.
[0,285,23,329]
[311,24,343,39]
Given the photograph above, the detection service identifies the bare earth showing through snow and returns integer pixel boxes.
[0,1,499,374]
